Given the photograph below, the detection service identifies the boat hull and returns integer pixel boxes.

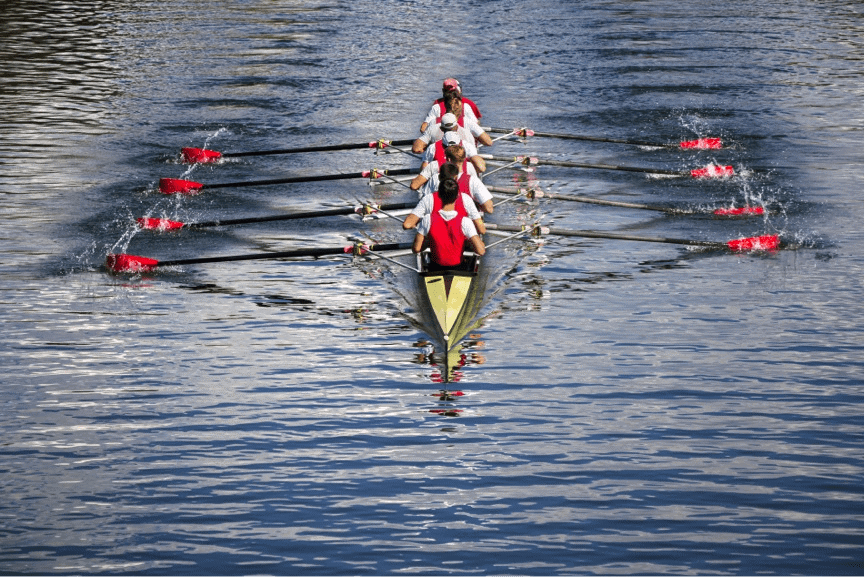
[416,251,483,350]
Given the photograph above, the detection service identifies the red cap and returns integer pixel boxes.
[443,78,461,92]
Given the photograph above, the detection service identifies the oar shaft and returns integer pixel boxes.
[487,186,683,214]
[485,223,723,248]
[157,242,413,267]
[186,202,417,228]
[543,226,721,247]
[497,155,684,176]
[540,158,681,175]
[485,127,670,148]
[204,168,416,190]
[158,247,348,266]
[222,139,415,158]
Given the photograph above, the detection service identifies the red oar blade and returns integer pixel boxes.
[106,254,159,273]
[713,206,765,217]
[136,218,185,230]
[159,178,203,194]
[727,234,779,252]
[182,147,222,164]
[680,137,722,149]
[691,164,734,179]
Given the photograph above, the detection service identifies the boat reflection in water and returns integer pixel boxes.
[413,334,487,386]
[413,334,487,417]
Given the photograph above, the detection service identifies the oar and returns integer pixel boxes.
[480,154,734,179]
[486,186,764,217]
[485,223,779,252]
[158,167,416,194]
[106,241,414,273]
[484,127,723,150]
[181,138,416,164]
[136,201,418,231]
[373,142,422,162]
[482,158,535,178]
[370,171,414,190]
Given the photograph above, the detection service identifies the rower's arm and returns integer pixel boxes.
[479,199,494,214]
[469,234,486,256]
[403,214,421,230]
[477,131,493,147]
[472,218,486,236]
[410,174,428,191]
[469,155,486,173]
[412,138,427,154]
[412,232,425,253]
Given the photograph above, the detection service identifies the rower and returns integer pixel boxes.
[411,144,475,193]
[413,107,492,154]
[411,145,494,215]
[420,78,482,133]
[404,162,487,234]
[420,130,486,174]
[412,176,486,270]
[443,91,493,148]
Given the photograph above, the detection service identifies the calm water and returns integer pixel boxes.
[0,1,862,575]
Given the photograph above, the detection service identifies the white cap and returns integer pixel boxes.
[442,131,461,147]
[440,113,458,130]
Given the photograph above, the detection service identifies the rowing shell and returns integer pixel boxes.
[416,250,485,350]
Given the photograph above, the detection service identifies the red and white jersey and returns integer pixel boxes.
[429,97,482,121]
[456,172,493,207]
[417,211,479,267]
[421,137,478,166]
[418,169,491,208]
[419,159,476,182]
[416,121,482,150]
[422,99,480,131]
[410,191,482,221]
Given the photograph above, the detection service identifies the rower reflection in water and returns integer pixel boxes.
[413,335,487,412]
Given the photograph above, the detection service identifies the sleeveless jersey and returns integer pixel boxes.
[457,172,472,196]
[432,191,468,219]
[435,97,482,120]
[428,212,466,267]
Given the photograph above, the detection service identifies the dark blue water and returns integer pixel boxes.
[0,1,861,575]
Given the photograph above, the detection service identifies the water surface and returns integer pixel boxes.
[0,1,861,574]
